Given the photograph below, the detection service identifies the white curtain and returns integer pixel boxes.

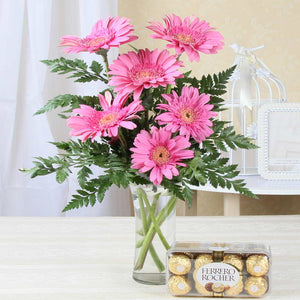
[0,0,131,216]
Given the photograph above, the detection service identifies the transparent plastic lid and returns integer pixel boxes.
[166,241,271,298]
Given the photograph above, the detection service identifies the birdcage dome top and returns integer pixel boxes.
[227,44,286,106]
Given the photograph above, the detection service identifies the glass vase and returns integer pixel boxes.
[130,183,177,285]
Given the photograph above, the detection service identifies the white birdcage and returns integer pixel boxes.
[221,44,287,175]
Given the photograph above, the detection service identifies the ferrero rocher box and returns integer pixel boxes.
[166,242,271,298]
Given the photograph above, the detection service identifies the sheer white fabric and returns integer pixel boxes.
[0,0,131,216]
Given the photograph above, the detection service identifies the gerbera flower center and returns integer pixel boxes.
[180,108,195,124]
[99,112,117,125]
[151,146,170,165]
[89,36,109,47]
[132,68,161,83]
[174,33,195,45]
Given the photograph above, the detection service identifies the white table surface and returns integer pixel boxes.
[0,216,299,300]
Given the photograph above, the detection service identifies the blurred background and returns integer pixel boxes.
[1,0,299,216]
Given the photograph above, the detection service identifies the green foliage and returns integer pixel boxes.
[175,66,236,111]
[41,57,108,83]
[206,121,259,152]
[77,166,92,188]
[22,60,259,212]
[34,94,99,117]
[62,174,112,212]
[161,179,185,202]
[182,183,193,207]
[199,66,236,96]
[183,150,257,199]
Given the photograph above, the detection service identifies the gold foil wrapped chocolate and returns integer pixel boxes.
[212,282,225,293]
[245,276,268,297]
[195,283,213,296]
[246,254,269,276]
[223,254,244,271]
[194,253,213,269]
[168,275,192,296]
[168,254,192,275]
[225,276,244,296]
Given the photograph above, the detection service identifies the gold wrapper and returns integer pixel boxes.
[195,283,213,296]
[225,276,244,296]
[168,254,192,275]
[245,276,268,297]
[212,282,225,293]
[168,275,192,296]
[212,293,223,297]
[223,254,244,271]
[246,254,269,276]
[194,254,213,269]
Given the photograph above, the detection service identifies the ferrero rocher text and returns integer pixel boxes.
[199,266,237,282]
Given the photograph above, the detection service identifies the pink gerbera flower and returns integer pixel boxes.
[147,14,224,62]
[156,86,217,143]
[67,92,144,141]
[60,17,138,53]
[130,127,194,185]
[108,49,183,100]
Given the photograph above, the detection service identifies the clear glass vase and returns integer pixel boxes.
[130,183,177,285]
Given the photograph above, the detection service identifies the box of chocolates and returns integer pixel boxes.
[166,242,271,297]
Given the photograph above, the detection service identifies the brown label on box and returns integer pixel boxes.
[196,262,240,291]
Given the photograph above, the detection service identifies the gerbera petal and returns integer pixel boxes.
[108,48,183,100]
[59,17,137,53]
[147,14,223,62]
[155,86,216,142]
[130,126,194,185]
[120,121,136,129]
[67,93,141,140]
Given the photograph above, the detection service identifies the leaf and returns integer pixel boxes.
[89,193,96,206]
[161,180,185,201]
[56,168,69,183]
[90,60,103,74]
[62,175,112,212]
[34,94,80,115]
[182,183,193,207]
[42,57,108,83]
[77,166,92,188]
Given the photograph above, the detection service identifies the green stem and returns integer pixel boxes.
[135,191,164,248]
[137,189,147,232]
[139,189,170,250]
[145,192,160,229]
[166,84,172,94]
[136,189,165,272]
[136,237,145,248]
[101,51,110,80]
[134,195,177,271]
[118,129,127,149]
[144,108,149,132]
[149,246,165,272]
[136,228,144,236]
[135,192,162,247]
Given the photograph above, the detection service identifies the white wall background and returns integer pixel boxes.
[0,0,131,216]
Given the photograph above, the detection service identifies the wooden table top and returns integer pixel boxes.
[0,215,299,299]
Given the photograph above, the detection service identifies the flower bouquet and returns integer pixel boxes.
[22,15,257,284]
